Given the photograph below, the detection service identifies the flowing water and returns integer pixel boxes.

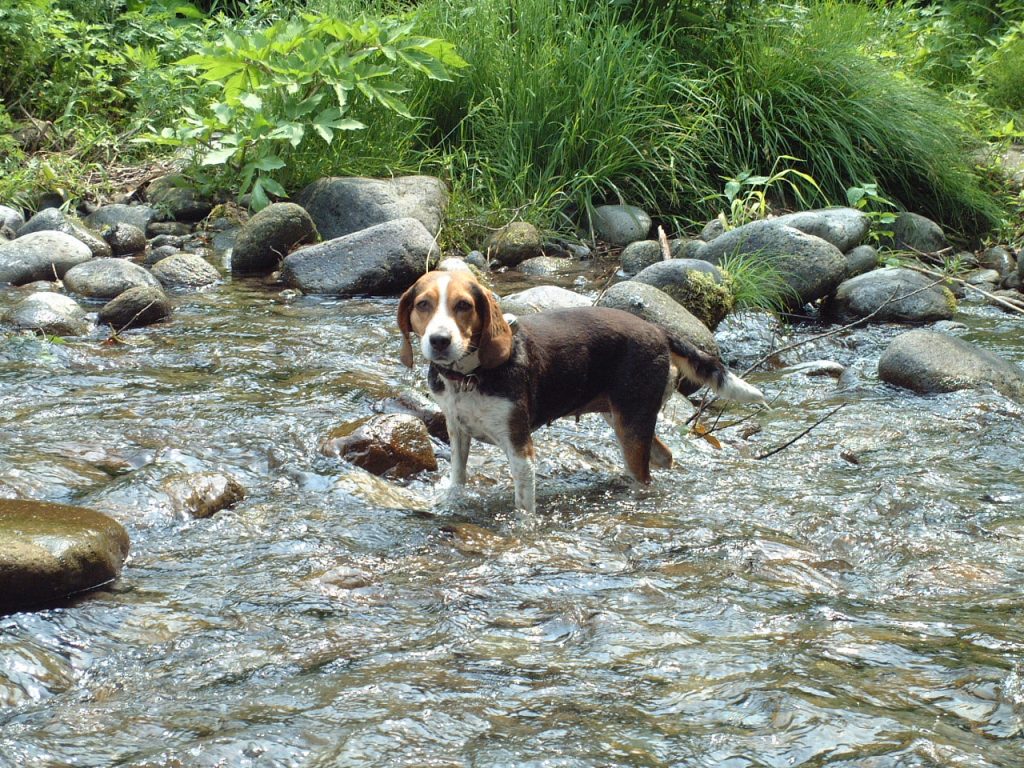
[1,266,1024,767]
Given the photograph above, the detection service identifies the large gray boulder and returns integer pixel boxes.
[882,211,949,254]
[772,208,870,253]
[84,203,161,234]
[0,498,130,613]
[17,208,111,258]
[697,219,848,310]
[501,285,591,315]
[632,259,733,330]
[824,267,955,324]
[295,175,447,241]
[151,252,220,289]
[0,231,93,285]
[230,202,317,275]
[6,291,90,336]
[281,217,439,296]
[596,280,718,356]
[878,330,1024,400]
[98,285,172,330]
[590,204,651,247]
[63,258,161,300]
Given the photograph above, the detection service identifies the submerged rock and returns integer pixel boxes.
[824,267,955,324]
[878,329,1024,400]
[296,175,447,241]
[632,259,733,330]
[6,292,90,336]
[485,222,544,268]
[63,258,161,300]
[230,202,317,276]
[281,217,438,296]
[161,473,246,518]
[501,285,591,315]
[0,231,92,285]
[320,414,437,478]
[98,285,172,330]
[0,498,130,613]
[589,204,651,247]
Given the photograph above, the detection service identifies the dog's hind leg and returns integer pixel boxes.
[607,405,655,484]
[650,434,673,469]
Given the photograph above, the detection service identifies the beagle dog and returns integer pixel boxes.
[397,269,764,517]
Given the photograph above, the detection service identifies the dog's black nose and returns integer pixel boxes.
[429,332,451,351]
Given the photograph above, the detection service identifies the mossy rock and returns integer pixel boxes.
[632,259,734,329]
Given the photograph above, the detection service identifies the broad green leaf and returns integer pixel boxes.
[202,146,239,166]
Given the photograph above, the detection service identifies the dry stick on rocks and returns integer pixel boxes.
[903,263,1024,317]
[657,226,672,261]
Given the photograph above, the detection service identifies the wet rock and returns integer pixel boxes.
[670,238,707,260]
[98,285,172,330]
[6,292,90,336]
[517,255,577,276]
[150,234,186,250]
[979,245,1016,278]
[101,222,147,257]
[0,498,130,613]
[772,208,870,252]
[964,269,1001,292]
[844,244,879,277]
[632,259,733,330]
[146,221,193,238]
[0,231,93,285]
[697,219,847,310]
[320,414,437,477]
[150,253,220,290]
[878,329,1024,400]
[595,280,718,395]
[146,174,215,222]
[84,204,161,238]
[63,258,161,300]
[620,240,663,276]
[464,249,488,270]
[146,245,180,265]
[824,267,955,324]
[296,175,447,241]
[161,472,246,518]
[230,202,317,275]
[17,208,112,258]
[0,204,25,231]
[485,222,544,268]
[373,391,448,442]
[281,217,439,296]
[501,285,591,315]
[589,204,651,247]
[881,211,949,254]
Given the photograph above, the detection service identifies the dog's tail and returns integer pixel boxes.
[668,336,765,404]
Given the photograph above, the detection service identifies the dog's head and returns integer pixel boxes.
[397,270,513,370]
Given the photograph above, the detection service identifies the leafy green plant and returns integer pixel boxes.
[716,155,821,229]
[150,12,466,208]
[846,182,897,245]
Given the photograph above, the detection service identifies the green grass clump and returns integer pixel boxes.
[709,2,1002,238]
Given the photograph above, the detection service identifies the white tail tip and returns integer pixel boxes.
[719,372,765,404]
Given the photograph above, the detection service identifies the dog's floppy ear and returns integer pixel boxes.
[472,282,513,369]
[397,281,418,368]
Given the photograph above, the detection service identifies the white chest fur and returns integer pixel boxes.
[432,381,516,446]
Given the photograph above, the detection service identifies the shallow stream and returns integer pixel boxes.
[1,266,1023,766]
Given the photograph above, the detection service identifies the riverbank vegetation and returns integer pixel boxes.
[2,0,1023,244]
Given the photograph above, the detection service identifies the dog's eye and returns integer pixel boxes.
[454,300,473,313]
[415,299,432,312]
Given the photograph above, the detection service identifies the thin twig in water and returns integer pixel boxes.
[756,402,848,460]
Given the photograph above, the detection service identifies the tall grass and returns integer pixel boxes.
[709,2,1002,237]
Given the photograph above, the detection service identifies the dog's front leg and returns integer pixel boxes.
[444,420,471,504]
[502,437,536,519]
